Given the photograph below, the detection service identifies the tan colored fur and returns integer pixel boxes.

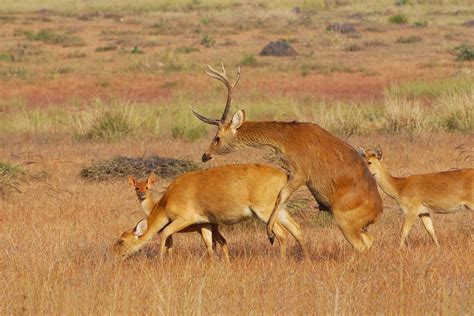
[115,164,306,260]
[359,146,473,247]
[127,173,230,262]
[195,113,382,252]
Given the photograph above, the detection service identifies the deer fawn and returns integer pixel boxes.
[115,164,306,260]
[127,173,230,262]
[358,146,473,247]
[191,64,382,252]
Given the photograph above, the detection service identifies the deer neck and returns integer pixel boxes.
[140,195,155,216]
[237,121,285,152]
[373,164,402,201]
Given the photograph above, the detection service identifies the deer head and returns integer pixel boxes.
[191,63,245,162]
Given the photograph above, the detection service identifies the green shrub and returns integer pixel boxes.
[413,20,427,28]
[200,34,215,47]
[455,44,474,61]
[389,14,408,24]
[84,112,133,140]
[241,53,256,66]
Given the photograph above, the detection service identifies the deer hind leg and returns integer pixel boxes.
[199,225,215,261]
[400,211,418,248]
[159,219,194,259]
[278,207,308,258]
[267,175,305,244]
[272,222,289,258]
[164,235,173,256]
[419,214,439,246]
[361,230,375,250]
[211,224,230,263]
[338,222,368,252]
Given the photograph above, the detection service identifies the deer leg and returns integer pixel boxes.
[164,235,173,256]
[199,225,215,261]
[160,219,194,259]
[267,175,304,244]
[211,224,230,263]
[419,214,439,246]
[278,207,307,258]
[338,222,367,252]
[400,211,418,248]
[272,222,289,258]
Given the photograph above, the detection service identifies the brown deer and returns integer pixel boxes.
[358,146,473,247]
[114,164,306,260]
[191,64,383,251]
[127,173,230,262]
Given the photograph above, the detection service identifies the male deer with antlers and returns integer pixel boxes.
[358,146,473,247]
[192,64,383,252]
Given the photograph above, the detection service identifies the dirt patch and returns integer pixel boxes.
[80,155,200,181]
[260,40,297,57]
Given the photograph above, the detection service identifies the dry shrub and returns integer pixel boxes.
[80,156,200,181]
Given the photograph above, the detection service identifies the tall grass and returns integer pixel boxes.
[0,83,472,140]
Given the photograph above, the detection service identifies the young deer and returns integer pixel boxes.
[358,146,473,247]
[191,64,382,252]
[127,173,229,262]
[115,164,306,260]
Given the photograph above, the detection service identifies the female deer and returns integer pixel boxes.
[127,173,229,262]
[358,146,473,247]
[115,164,306,260]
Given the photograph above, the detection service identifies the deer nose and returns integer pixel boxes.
[201,153,212,163]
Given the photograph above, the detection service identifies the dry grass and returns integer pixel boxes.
[1,134,473,314]
[0,1,473,314]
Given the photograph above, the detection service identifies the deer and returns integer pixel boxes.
[191,64,383,252]
[127,173,230,262]
[358,146,473,247]
[114,164,306,260]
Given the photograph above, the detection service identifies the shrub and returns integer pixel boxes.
[344,44,361,52]
[241,53,257,66]
[413,20,427,28]
[200,34,215,47]
[84,112,133,140]
[454,44,474,61]
[389,14,408,24]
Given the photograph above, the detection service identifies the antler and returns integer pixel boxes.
[206,63,240,122]
[191,63,240,125]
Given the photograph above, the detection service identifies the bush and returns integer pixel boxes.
[389,14,408,24]
[454,44,474,61]
[241,53,257,66]
[200,34,215,47]
[84,112,133,140]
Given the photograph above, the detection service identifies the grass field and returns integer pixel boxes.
[0,0,473,314]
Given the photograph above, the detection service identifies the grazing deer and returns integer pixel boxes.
[191,64,382,252]
[115,164,306,260]
[358,146,473,247]
[127,173,230,262]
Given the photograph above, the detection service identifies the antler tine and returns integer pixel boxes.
[206,64,241,122]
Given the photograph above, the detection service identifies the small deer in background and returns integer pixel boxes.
[127,173,230,262]
[358,146,473,247]
[192,64,382,252]
[116,164,306,260]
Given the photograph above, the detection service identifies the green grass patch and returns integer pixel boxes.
[23,29,85,47]
[387,76,473,99]
[454,43,474,61]
[389,14,408,24]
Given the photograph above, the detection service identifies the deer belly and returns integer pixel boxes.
[205,206,254,225]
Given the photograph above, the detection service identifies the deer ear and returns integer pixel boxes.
[128,175,137,187]
[147,173,156,186]
[134,219,147,237]
[230,110,245,130]
[375,145,383,161]
[357,147,367,158]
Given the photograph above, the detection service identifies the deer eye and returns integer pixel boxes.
[368,161,372,165]
[214,137,220,144]
[145,186,148,190]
